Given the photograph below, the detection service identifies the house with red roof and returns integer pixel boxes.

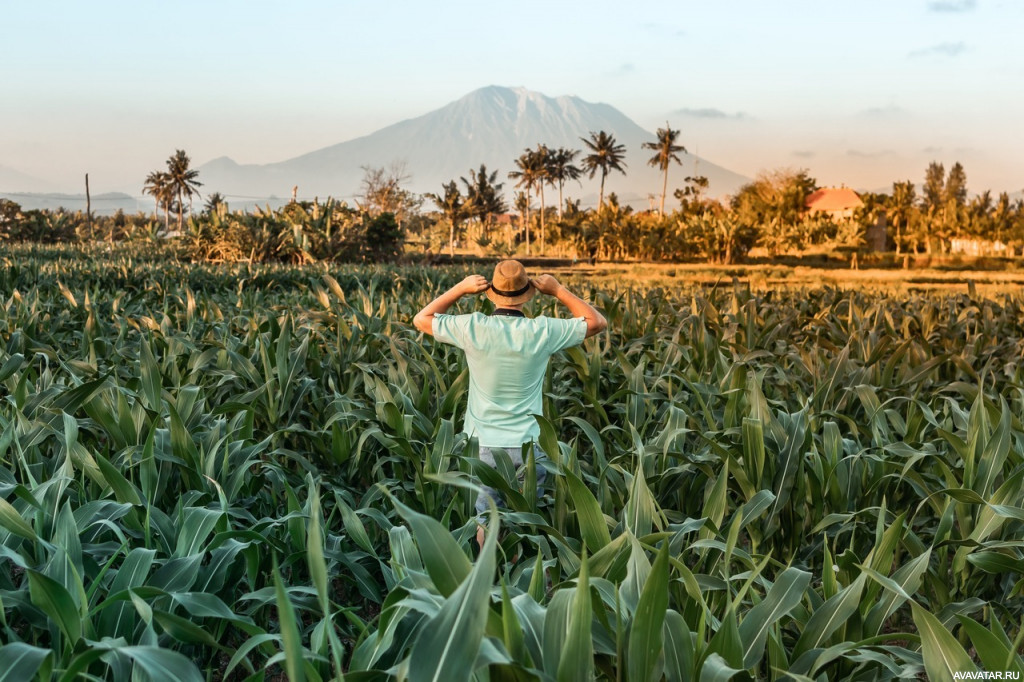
[805,187,864,220]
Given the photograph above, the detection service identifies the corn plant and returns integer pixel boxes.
[1,243,1023,680]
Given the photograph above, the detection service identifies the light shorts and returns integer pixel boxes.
[474,445,548,518]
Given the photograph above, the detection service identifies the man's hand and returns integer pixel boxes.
[415,274,489,335]
[458,275,490,296]
[536,274,607,338]
[532,274,562,296]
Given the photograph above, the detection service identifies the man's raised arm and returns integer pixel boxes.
[532,274,607,338]
[413,275,489,335]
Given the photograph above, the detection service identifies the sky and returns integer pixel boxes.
[2,0,1022,196]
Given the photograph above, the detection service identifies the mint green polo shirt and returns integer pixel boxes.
[433,312,587,447]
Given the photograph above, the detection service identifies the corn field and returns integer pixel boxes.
[0,244,1022,681]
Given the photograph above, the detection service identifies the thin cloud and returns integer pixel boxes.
[859,105,906,117]
[848,149,896,158]
[673,107,749,120]
[605,63,635,77]
[641,22,685,38]
[909,41,968,57]
[927,0,976,11]
[792,151,816,159]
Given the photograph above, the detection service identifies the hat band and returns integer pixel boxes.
[490,281,532,298]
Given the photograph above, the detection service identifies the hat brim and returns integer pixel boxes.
[486,282,536,306]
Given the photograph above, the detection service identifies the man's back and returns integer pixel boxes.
[433,312,585,447]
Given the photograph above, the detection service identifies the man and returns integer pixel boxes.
[413,260,607,547]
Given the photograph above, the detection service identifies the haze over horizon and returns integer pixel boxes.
[3,0,1022,199]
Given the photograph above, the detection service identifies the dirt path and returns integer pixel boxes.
[549,261,1024,294]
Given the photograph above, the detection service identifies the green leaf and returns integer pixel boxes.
[957,616,1024,677]
[793,572,866,658]
[912,602,976,682]
[566,416,605,463]
[528,551,546,603]
[147,554,202,593]
[0,496,36,542]
[628,542,670,682]
[974,395,1012,498]
[307,479,329,612]
[408,507,499,682]
[534,414,563,467]
[392,497,471,598]
[621,532,651,614]
[589,532,629,580]
[94,451,143,506]
[624,462,657,538]
[173,507,223,558]
[707,609,743,670]
[738,567,811,669]
[864,550,931,637]
[0,353,25,383]
[273,556,306,682]
[28,569,83,645]
[698,652,741,682]
[140,424,158,504]
[139,337,162,412]
[336,495,375,556]
[564,468,611,552]
[170,592,247,622]
[0,642,52,682]
[119,645,204,682]
[154,609,223,647]
[501,580,527,664]
[735,489,776,530]
[543,591,574,676]
[557,548,594,682]
[764,408,808,538]
[966,551,1024,575]
[512,593,548,672]
[663,610,694,682]
[955,466,1024,575]
[742,417,766,486]
[96,547,156,637]
[701,459,730,540]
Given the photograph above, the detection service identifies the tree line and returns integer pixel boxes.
[2,134,1022,264]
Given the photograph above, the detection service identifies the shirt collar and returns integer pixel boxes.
[491,308,525,318]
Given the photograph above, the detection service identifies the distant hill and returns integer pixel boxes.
[198,86,750,208]
[0,164,56,194]
[1,163,145,213]
[0,191,142,215]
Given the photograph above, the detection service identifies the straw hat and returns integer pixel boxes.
[486,260,535,306]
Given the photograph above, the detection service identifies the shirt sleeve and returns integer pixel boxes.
[432,313,468,348]
[544,317,587,354]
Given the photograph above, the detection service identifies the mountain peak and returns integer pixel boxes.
[197,86,749,204]
[203,156,241,169]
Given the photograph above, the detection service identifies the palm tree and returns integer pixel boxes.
[547,147,582,220]
[508,148,546,255]
[513,191,532,253]
[165,149,203,232]
[203,192,226,215]
[890,180,916,255]
[460,164,506,239]
[427,181,468,256]
[142,170,172,230]
[642,123,686,216]
[531,145,552,252]
[580,131,627,212]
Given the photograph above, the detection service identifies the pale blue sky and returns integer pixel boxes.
[3,0,1022,194]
